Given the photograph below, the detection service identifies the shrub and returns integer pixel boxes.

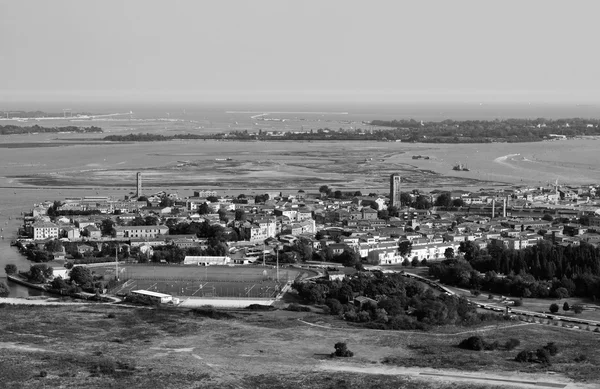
[483,340,499,351]
[470,290,481,296]
[246,304,275,311]
[325,298,343,315]
[513,299,523,307]
[107,313,116,319]
[458,336,484,351]
[574,354,587,363]
[331,342,354,358]
[488,294,494,300]
[515,350,535,363]
[536,348,551,365]
[505,338,521,351]
[39,371,47,378]
[4,264,17,275]
[286,303,311,312]
[549,303,559,313]
[543,342,558,356]
[572,304,584,314]
[0,282,10,297]
[563,302,570,311]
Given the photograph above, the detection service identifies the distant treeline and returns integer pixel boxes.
[0,125,103,135]
[0,110,92,118]
[102,118,600,144]
[370,118,600,143]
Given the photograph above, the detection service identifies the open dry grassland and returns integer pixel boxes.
[0,304,598,389]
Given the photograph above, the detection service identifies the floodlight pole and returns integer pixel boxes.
[276,246,279,283]
[115,247,119,281]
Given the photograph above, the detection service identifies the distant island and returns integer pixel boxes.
[0,124,103,135]
[0,110,92,119]
[102,117,600,143]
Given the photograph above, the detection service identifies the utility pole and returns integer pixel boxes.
[115,247,119,281]
[276,245,280,283]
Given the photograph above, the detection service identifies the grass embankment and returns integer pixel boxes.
[0,303,598,388]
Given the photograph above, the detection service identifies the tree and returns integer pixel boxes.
[402,258,411,266]
[4,264,17,276]
[333,190,343,199]
[331,342,353,357]
[542,214,554,221]
[400,192,412,206]
[100,219,115,236]
[435,192,452,207]
[452,198,465,207]
[413,195,432,209]
[50,276,69,292]
[198,202,210,215]
[70,266,93,286]
[206,196,219,203]
[218,209,229,223]
[377,210,389,220]
[444,247,455,259]
[411,257,420,267]
[235,209,246,221]
[144,215,159,226]
[387,205,399,217]
[353,191,362,197]
[563,302,570,311]
[458,241,479,262]
[549,303,559,313]
[398,241,412,257]
[0,282,9,297]
[319,185,331,197]
[28,264,53,284]
[553,287,569,299]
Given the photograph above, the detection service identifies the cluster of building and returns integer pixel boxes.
[17,172,600,266]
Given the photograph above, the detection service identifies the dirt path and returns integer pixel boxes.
[297,318,537,336]
[318,362,592,389]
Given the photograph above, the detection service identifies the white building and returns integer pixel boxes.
[183,256,231,266]
[30,221,59,240]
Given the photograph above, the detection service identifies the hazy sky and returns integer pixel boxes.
[1,0,599,103]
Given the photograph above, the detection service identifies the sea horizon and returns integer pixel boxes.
[2,101,600,123]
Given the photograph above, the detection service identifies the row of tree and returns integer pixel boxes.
[429,240,600,299]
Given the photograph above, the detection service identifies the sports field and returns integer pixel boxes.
[100,264,310,298]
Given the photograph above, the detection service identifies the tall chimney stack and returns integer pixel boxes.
[491,199,496,219]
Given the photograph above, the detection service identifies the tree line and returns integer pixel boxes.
[0,125,102,135]
[429,240,600,299]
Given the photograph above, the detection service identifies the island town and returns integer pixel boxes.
[4,171,600,308]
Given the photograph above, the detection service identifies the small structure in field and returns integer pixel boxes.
[130,290,172,304]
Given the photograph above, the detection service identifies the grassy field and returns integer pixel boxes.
[0,303,598,388]
[95,264,307,298]
[114,278,283,298]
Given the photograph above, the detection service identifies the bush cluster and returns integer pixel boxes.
[515,342,558,365]
[331,342,353,358]
[459,336,520,352]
